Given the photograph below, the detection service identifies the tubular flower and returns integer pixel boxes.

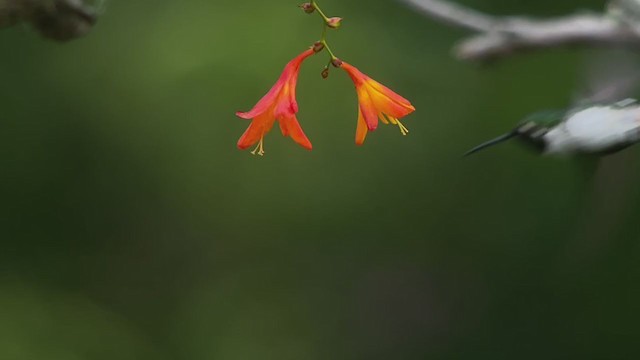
[236,48,315,155]
[341,62,416,145]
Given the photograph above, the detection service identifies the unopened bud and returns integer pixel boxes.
[326,17,342,29]
[299,3,315,14]
[312,41,325,53]
[331,58,343,68]
[321,67,330,79]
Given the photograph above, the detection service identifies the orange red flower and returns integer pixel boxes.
[236,49,315,155]
[341,62,415,145]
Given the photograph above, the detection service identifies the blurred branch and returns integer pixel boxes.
[0,0,99,41]
[401,0,640,62]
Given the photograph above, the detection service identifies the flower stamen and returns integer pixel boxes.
[396,119,409,136]
[251,137,265,156]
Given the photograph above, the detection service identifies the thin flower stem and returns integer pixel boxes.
[311,1,339,61]
[311,0,331,23]
[321,40,338,60]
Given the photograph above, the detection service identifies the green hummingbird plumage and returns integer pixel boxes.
[465,99,640,157]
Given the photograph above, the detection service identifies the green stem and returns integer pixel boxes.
[311,0,330,23]
[321,40,337,60]
[311,1,338,61]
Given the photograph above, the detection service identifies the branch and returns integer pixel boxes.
[401,0,640,62]
[0,0,99,41]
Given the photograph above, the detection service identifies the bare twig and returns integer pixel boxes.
[402,0,495,32]
[401,0,640,62]
[0,0,99,41]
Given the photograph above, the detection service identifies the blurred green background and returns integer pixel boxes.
[2,0,640,358]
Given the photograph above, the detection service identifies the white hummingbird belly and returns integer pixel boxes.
[543,102,640,155]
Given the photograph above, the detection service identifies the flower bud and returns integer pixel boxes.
[312,41,325,53]
[326,17,342,29]
[299,3,315,14]
[331,58,343,68]
[321,67,330,79]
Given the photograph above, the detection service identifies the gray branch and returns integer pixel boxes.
[402,0,640,62]
[0,0,100,41]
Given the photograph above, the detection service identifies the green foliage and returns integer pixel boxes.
[1,0,639,359]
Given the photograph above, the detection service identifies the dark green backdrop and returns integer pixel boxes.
[1,0,639,359]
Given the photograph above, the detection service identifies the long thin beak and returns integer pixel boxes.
[463,132,517,157]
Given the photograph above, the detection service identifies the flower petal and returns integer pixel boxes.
[367,79,415,113]
[237,112,276,149]
[236,49,314,120]
[341,61,416,144]
[279,115,312,150]
[358,88,379,131]
[367,92,415,121]
[236,48,316,153]
[236,81,285,120]
[341,62,368,86]
[274,82,296,119]
[355,109,368,145]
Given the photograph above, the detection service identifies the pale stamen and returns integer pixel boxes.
[251,137,265,156]
[381,113,410,136]
[396,118,409,136]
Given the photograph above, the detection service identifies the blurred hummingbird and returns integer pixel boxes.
[466,50,640,157]
[464,98,640,157]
